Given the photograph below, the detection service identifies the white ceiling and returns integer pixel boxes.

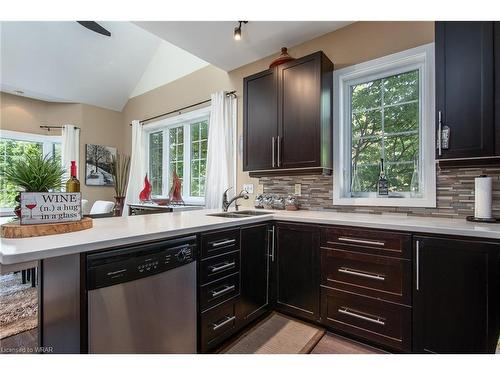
[0,21,208,111]
[134,21,353,71]
[1,21,352,111]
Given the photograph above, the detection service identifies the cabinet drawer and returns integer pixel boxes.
[200,273,240,312]
[321,248,411,305]
[200,298,238,352]
[201,229,240,259]
[321,226,411,259]
[200,251,240,285]
[321,287,411,352]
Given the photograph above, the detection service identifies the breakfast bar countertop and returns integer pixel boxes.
[1,209,500,266]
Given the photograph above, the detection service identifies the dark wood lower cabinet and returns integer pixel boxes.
[275,223,320,322]
[321,287,412,352]
[237,224,271,325]
[413,236,499,353]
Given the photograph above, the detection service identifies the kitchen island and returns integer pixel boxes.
[1,209,499,354]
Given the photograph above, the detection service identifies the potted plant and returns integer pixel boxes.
[110,153,130,216]
[4,153,66,218]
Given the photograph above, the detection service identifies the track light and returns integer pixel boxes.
[234,21,248,41]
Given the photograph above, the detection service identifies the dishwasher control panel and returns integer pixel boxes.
[87,236,197,290]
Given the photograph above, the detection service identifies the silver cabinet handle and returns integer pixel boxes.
[272,137,276,168]
[268,226,275,262]
[209,261,236,273]
[416,240,420,291]
[338,308,385,326]
[338,267,385,281]
[437,111,442,156]
[211,284,235,298]
[337,237,385,247]
[212,315,236,331]
[211,238,236,248]
[277,136,281,167]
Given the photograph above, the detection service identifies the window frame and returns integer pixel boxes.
[144,106,210,205]
[0,129,62,214]
[333,43,436,207]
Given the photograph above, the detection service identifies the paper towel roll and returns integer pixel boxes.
[474,176,493,219]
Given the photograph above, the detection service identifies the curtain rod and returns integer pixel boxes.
[129,90,236,127]
[40,125,81,131]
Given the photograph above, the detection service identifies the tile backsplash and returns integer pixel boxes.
[259,165,500,218]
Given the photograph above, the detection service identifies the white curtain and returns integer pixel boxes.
[205,92,237,209]
[123,120,146,216]
[61,124,80,186]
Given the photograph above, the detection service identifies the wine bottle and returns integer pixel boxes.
[66,161,80,193]
[377,158,389,197]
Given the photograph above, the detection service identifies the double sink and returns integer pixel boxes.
[207,210,272,219]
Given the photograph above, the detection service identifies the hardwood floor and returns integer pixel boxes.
[0,328,38,354]
[311,332,387,354]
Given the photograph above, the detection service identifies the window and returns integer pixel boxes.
[146,107,210,204]
[333,44,436,207]
[0,130,61,212]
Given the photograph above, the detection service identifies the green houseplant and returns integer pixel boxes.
[3,152,66,217]
[110,152,131,216]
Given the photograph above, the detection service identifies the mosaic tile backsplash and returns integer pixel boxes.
[259,165,500,218]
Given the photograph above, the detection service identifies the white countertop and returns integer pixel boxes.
[1,209,499,265]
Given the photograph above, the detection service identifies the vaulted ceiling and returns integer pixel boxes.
[1,21,352,111]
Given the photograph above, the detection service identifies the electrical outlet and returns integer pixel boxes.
[294,184,301,196]
[243,184,254,194]
[256,184,264,194]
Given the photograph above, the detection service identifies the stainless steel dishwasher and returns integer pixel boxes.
[86,236,197,354]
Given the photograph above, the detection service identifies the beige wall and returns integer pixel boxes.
[122,21,435,206]
[0,92,124,206]
[2,22,435,208]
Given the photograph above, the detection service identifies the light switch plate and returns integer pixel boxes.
[243,184,254,194]
[294,184,301,196]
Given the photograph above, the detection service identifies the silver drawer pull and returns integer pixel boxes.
[211,284,235,298]
[212,315,236,331]
[337,237,386,247]
[209,261,236,273]
[211,239,236,248]
[338,267,385,281]
[338,308,385,326]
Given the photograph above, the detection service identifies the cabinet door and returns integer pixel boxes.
[494,22,500,155]
[435,21,495,159]
[243,69,278,171]
[413,236,499,353]
[277,53,322,169]
[237,224,270,325]
[275,223,320,321]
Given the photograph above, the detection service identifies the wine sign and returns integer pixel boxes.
[20,192,82,225]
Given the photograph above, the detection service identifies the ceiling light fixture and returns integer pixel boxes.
[234,21,248,41]
[14,90,24,95]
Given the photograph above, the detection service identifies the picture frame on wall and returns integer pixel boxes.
[85,144,116,186]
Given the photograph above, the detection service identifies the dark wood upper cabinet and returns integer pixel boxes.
[413,236,499,353]
[243,69,278,171]
[435,21,496,161]
[275,223,320,322]
[495,22,500,155]
[243,51,333,176]
[237,224,270,325]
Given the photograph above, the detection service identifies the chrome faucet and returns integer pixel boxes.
[222,187,249,212]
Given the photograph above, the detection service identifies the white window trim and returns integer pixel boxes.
[333,43,436,208]
[144,106,211,205]
[0,130,62,214]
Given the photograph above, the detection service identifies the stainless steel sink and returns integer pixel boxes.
[207,210,272,218]
[235,210,272,216]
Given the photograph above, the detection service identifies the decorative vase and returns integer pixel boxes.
[139,174,152,202]
[269,47,295,68]
[114,196,125,216]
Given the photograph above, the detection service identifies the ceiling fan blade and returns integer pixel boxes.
[77,21,111,37]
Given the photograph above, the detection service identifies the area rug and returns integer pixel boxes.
[0,273,38,339]
[223,313,324,354]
